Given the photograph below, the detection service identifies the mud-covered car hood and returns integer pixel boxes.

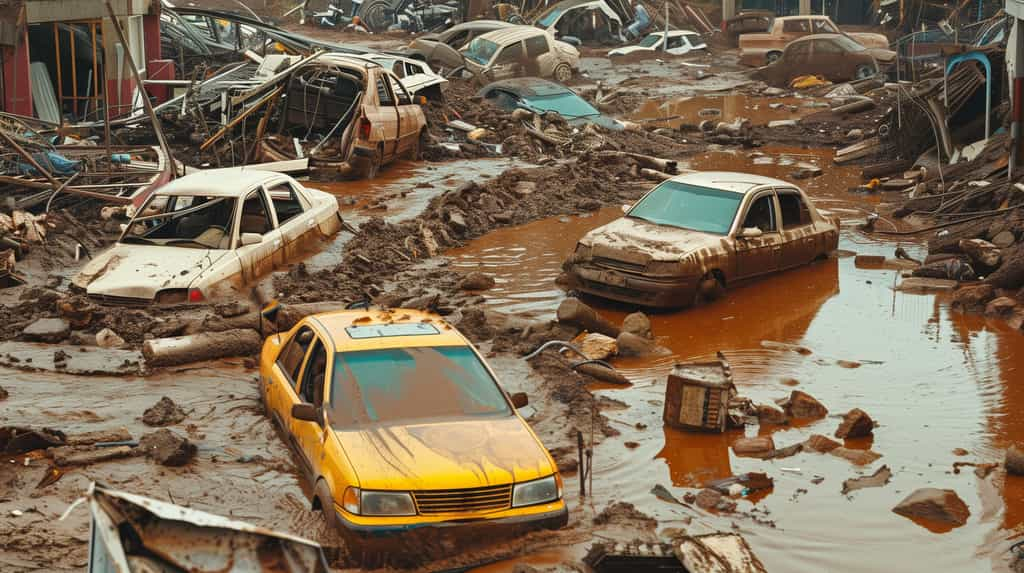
[847,32,889,50]
[74,244,231,300]
[334,416,554,491]
[608,46,652,56]
[864,47,897,64]
[581,216,723,262]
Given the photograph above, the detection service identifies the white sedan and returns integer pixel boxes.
[609,30,707,56]
[74,168,342,304]
[352,53,449,100]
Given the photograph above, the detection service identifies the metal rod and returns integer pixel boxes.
[54,22,63,124]
[70,24,77,118]
[0,128,61,188]
[45,172,82,212]
[103,1,177,173]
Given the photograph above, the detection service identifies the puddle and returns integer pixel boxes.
[454,146,1024,572]
[629,94,824,128]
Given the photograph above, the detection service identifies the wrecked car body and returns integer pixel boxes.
[739,15,890,66]
[405,19,516,70]
[356,53,449,100]
[462,26,580,83]
[86,482,329,572]
[260,307,568,541]
[255,53,428,178]
[564,171,839,308]
[74,169,341,305]
[757,34,894,86]
[608,30,707,57]
[534,0,626,45]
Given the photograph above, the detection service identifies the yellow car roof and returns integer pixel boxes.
[308,308,468,352]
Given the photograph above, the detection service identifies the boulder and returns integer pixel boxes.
[137,429,196,466]
[835,408,874,439]
[621,312,653,339]
[575,332,617,361]
[831,447,882,465]
[779,390,828,419]
[803,434,842,453]
[1006,445,1024,476]
[732,436,775,457]
[142,396,187,427]
[892,488,970,527]
[95,328,125,349]
[616,331,658,357]
[983,297,1017,319]
[458,272,496,291]
[22,318,70,343]
[556,297,620,338]
[756,404,788,425]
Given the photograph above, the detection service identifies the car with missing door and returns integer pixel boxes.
[259,307,567,542]
[563,171,839,308]
[73,168,341,305]
[461,26,579,83]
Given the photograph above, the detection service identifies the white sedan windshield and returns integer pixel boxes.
[122,195,236,249]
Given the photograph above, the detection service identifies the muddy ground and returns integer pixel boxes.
[3,29,1024,573]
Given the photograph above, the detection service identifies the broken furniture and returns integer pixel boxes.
[662,355,735,433]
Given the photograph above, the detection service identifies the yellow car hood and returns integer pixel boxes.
[335,415,554,491]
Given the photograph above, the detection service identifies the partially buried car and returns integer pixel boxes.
[73,168,342,304]
[404,19,516,70]
[478,78,622,130]
[259,307,567,542]
[608,30,707,57]
[756,34,894,87]
[563,171,839,308]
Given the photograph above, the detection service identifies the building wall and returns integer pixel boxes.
[1,26,32,116]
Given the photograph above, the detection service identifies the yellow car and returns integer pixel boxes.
[259,307,567,541]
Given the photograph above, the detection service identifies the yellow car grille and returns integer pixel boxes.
[412,484,513,515]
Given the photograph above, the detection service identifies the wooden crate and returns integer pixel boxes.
[662,358,734,433]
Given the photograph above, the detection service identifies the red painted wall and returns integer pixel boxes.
[2,26,32,116]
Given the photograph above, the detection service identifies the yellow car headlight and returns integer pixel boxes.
[512,475,560,508]
[360,490,416,516]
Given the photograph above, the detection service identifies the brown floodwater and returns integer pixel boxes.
[628,94,825,128]
[453,146,1024,572]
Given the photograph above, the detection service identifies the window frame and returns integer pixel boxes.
[263,181,306,227]
[375,73,396,106]
[776,189,813,229]
[277,326,315,391]
[739,191,779,234]
[524,34,550,58]
[297,337,328,408]
[494,40,525,65]
[236,188,276,243]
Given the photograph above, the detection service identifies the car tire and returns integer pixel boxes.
[693,272,725,306]
[855,64,875,80]
[553,64,573,83]
[357,0,392,32]
[314,479,340,532]
[409,129,427,160]
[765,51,782,64]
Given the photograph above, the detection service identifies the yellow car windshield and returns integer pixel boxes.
[327,346,512,426]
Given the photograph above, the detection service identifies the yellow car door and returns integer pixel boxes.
[266,325,315,433]
[290,334,331,479]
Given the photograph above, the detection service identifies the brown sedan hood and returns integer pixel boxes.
[582,216,724,263]
[865,47,896,64]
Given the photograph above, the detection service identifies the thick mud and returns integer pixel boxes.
[449,147,1024,572]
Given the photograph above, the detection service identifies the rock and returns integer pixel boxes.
[510,108,533,122]
[57,296,95,329]
[513,181,536,196]
[842,465,892,494]
[756,404,788,425]
[575,332,617,361]
[779,390,828,419]
[616,331,657,357]
[768,119,797,128]
[835,408,874,439]
[985,297,1018,318]
[621,312,653,339]
[142,396,187,427]
[762,87,787,96]
[770,443,803,459]
[831,447,882,465]
[22,318,70,343]
[556,297,620,337]
[959,239,1000,268]
[803,434,842,453]
[137,429,196,466]
[447,211,468,233]
[458,272,495,291]
[695,488,723,510]
[732,436,775,457]
[992,230,1016,248]
[95,328,125,349]
[892,488,970,527]
[951,284,997,312]
[1006,445,1024,476]
[214,301,249,318]
[953,448,969,456]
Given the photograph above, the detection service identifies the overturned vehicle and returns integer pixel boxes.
[534,0,629,45]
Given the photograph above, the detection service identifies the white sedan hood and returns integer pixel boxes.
[609,46,652,56]
[75,244,232,301]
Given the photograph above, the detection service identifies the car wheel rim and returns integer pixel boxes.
[555,66,570,82]
[359,1,391,32]
[767,53,780,63]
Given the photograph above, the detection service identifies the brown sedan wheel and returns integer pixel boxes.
[694,272,725,305]
[408,129,428,160]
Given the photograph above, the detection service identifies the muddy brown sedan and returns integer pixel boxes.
[563,171,839,308]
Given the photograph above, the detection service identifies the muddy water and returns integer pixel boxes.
[454,146,1024,572]
[629,94,824,128]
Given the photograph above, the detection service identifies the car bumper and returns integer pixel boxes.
[567,263,696,308]
[336,502,569,539]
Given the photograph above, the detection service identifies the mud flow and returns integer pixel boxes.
[451,147,1024,572]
